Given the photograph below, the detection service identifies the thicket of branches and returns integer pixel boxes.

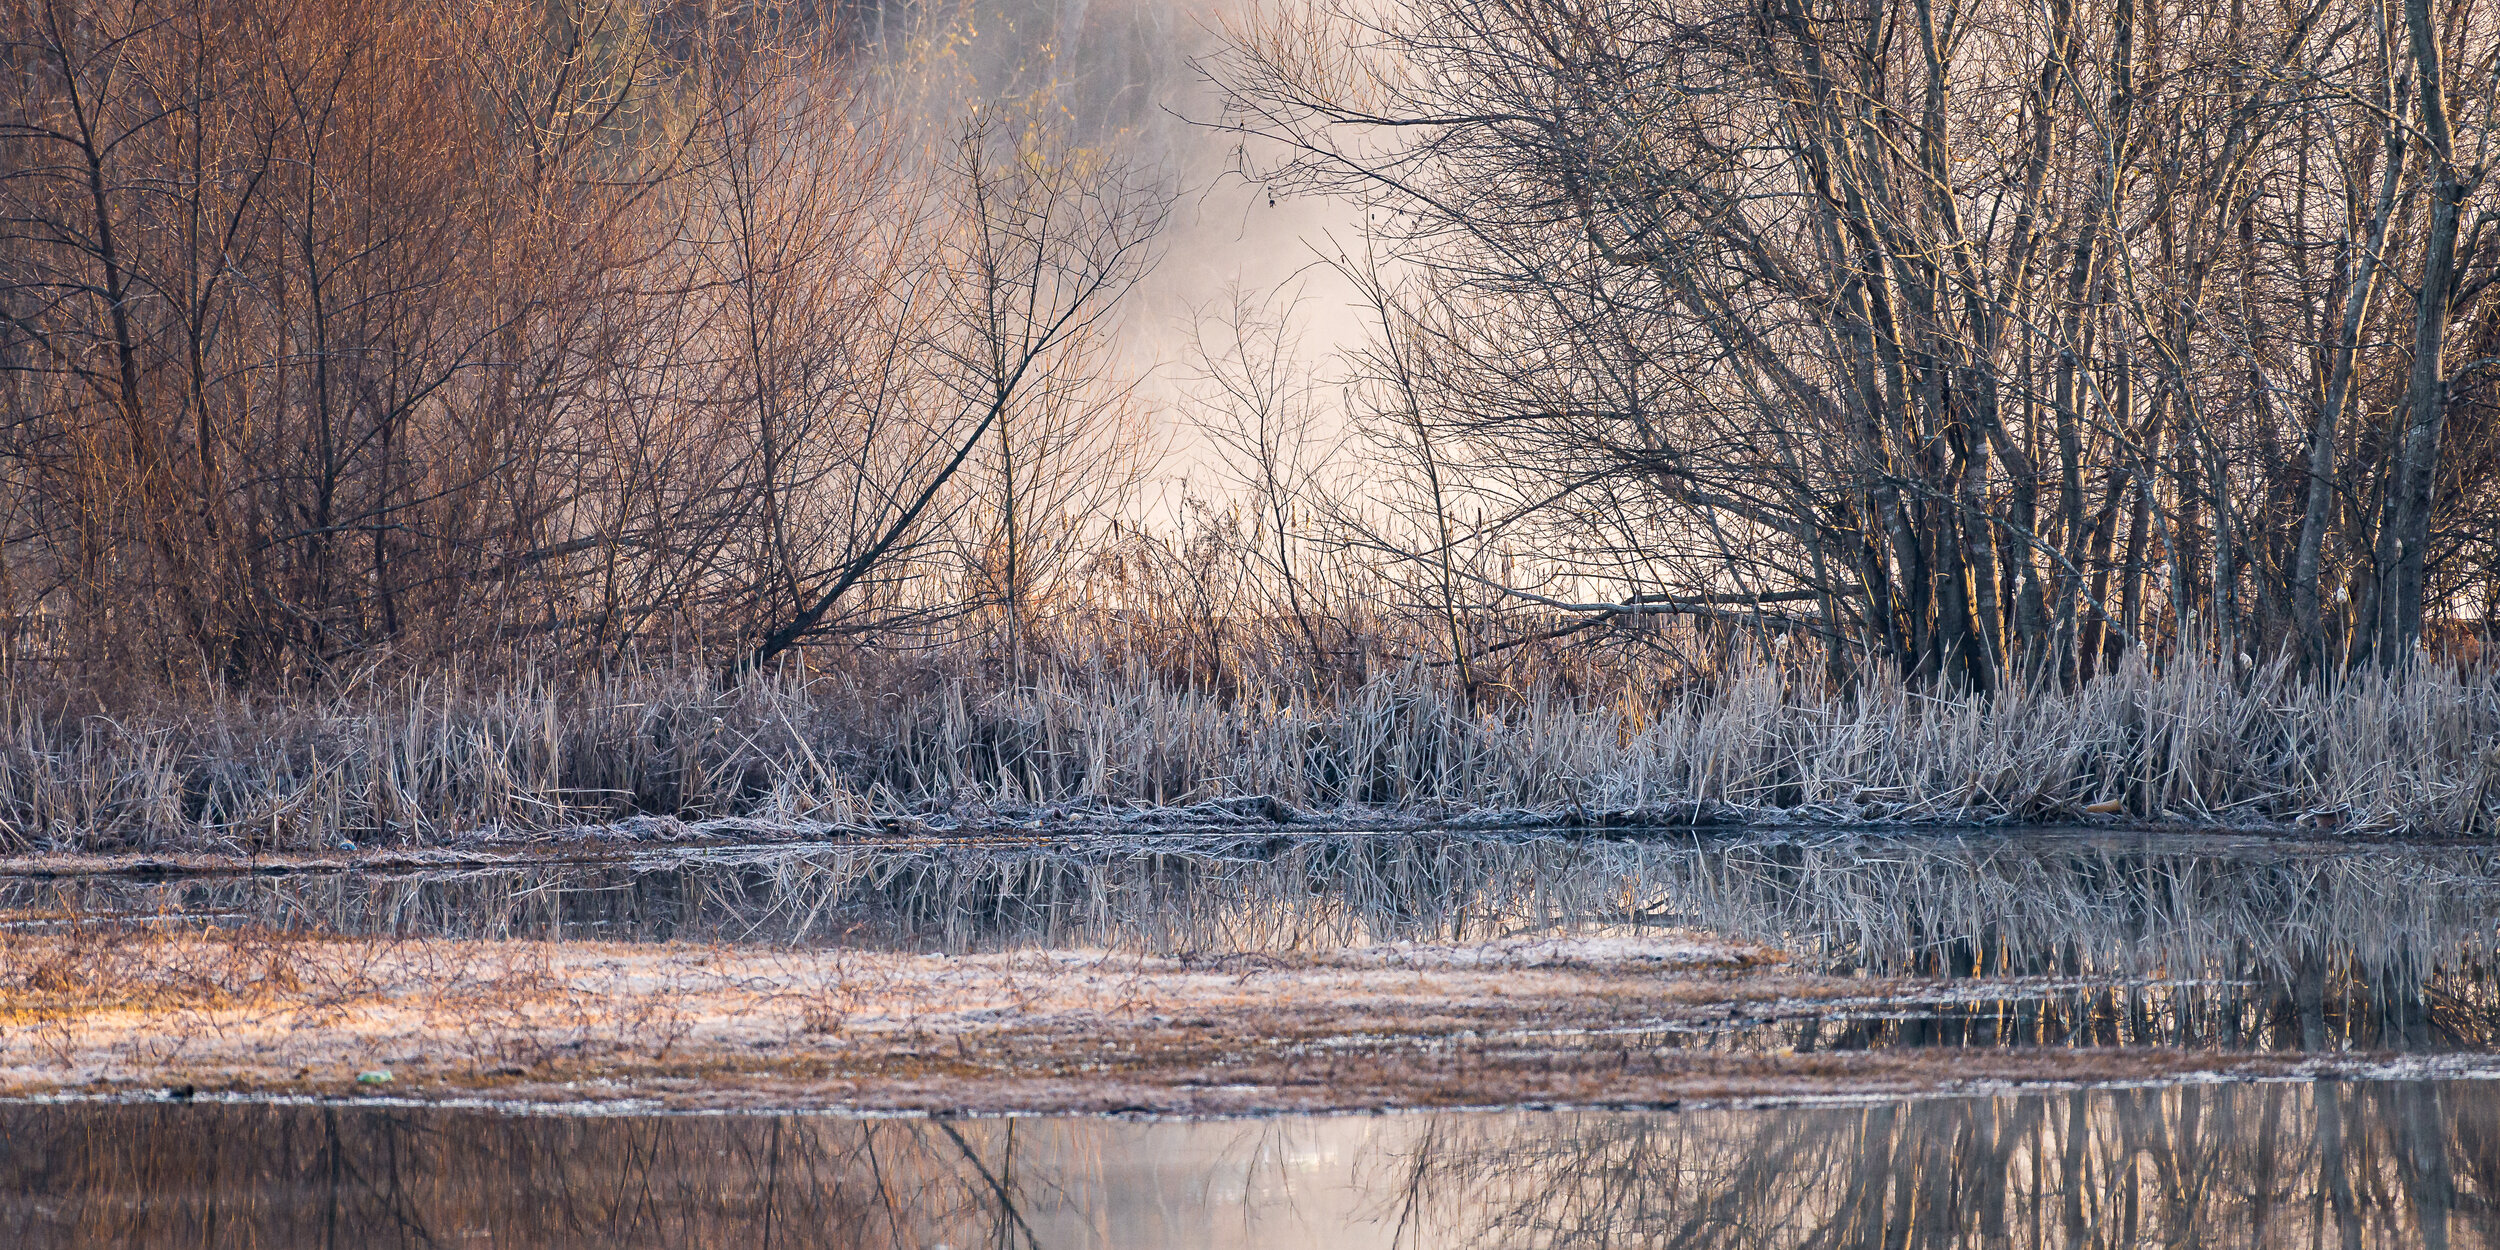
[1213,0,2500,690]
[0,0,1161,687]
[2,0,2498,706]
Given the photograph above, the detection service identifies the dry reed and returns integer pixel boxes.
[0,651,2493,852]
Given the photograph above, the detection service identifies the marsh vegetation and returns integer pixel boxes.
[0,0,2496,846]
[2,653,2498,851]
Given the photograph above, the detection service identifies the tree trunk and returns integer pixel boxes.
[2378,0,2465,666]
[2293,44,2406,673]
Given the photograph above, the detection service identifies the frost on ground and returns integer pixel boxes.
[0,922,2383,1114]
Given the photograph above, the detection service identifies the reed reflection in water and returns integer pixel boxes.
[11,831,2500,1055]
[1,1079,2494,1247]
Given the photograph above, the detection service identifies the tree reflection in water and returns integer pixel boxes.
[12,832,2500,1056]
[1,1080,2494,1247]
[1392,1081,2500,1249]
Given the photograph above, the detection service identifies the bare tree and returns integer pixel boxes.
[1182,283,1343,676]
[732,105,1167,674]
[1206,0,2500,685]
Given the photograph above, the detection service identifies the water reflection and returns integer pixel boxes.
[10,831,2500,1054]
[1667,968,2500,1056]
[1,1079,2493,1247]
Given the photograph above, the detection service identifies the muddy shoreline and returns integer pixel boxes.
[5,825,2497,1117]
[0,922,2473,1116]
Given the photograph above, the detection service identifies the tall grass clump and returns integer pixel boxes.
[0,648,2493,853]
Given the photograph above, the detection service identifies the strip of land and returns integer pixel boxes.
[0,924,2403,1114]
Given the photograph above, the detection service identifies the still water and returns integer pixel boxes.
[12,829,2500,1055]
[2,1080,2494,1247]
[6,829,2499,1245]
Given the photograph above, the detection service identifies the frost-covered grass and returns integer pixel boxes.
[0,651,2494,851]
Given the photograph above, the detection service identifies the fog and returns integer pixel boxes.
[860,0,1367,491]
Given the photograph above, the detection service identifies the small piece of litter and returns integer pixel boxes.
[356,1070,392,1085]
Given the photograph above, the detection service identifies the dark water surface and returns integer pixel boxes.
[3,1079,2496,1247]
